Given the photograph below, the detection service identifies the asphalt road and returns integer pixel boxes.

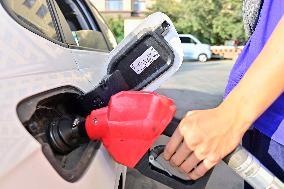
[125,60,244,189]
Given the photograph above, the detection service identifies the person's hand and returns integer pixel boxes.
[164,106,250,180]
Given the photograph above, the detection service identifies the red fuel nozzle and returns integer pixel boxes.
[85,91,176,168]
[47,91,176,167]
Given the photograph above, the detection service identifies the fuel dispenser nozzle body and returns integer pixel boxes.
[48,91,176,167]
[85,91,175,167]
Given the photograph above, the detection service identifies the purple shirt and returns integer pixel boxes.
[225,0,284,145]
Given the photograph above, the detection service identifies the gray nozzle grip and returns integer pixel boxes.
[223,145,248,168]
[224,145,284,189]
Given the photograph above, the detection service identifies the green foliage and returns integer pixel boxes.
[149,0,247,45]
[104,16,124,43]
[148,0,183,23]
[212,0,246,44]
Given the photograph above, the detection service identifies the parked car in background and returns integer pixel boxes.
[179,34,212,62]
[0,0,125,189]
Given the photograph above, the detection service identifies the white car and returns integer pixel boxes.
[0,0,125,188]
[0,0,189,188]
[179,34,212,62]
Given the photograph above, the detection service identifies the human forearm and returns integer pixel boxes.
[221,16,284,132]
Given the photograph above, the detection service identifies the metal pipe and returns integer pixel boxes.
[224,145,284,189]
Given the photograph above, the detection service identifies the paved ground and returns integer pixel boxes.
[125,60,244,189]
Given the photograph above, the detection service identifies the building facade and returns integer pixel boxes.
[90,0,158,38]
[90,0,155,18]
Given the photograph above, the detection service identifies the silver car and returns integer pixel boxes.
[0,0,126,188]
[179,34,212,62]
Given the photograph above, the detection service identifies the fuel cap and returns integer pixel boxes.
[47,116,87,154]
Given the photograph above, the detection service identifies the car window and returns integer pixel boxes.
[54,0,109,51]
[3,0,59,40]
[88,1,117,50]
[180,37,196,44]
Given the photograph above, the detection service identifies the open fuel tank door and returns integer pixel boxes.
[106,12,183,91]
[78,12,183,114]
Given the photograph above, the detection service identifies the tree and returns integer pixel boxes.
[104,16,124,43]
[148,0,184,23]
[213,0,246,44]
[180,0,222,44]
[149,0,247,45]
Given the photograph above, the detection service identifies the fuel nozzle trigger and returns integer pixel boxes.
[149,145,192,181]
[149,145,173,177]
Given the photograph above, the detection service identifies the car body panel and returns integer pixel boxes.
[0,2,125,189]
[70,48,109,86]
[0,147,124,189]
[179,34,212,61]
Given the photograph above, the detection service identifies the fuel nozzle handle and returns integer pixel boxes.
[164,118,284,189]
[162,117,180,137]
